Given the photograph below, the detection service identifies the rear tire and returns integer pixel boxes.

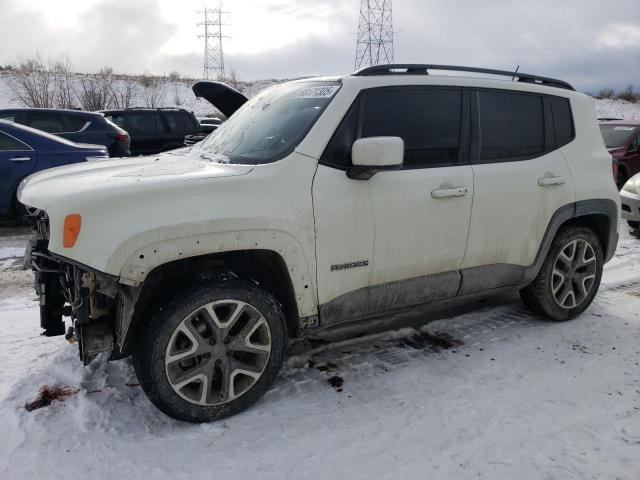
[520,225,603,321]
[627,220,640,231]
[133,278,287,422]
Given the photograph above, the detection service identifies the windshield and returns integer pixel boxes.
[198,81,340,164]
[600,125,636,148]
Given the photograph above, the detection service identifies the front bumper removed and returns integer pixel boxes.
[25,211,118,363]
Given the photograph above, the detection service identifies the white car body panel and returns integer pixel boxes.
[462,149,574,268]
[20,153,319,317]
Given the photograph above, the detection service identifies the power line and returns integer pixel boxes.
[198,5,228,80]
[354,0,394,71]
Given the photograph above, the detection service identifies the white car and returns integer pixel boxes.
[620,174,640,230]
[19,64,620,422]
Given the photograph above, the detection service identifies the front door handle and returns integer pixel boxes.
[9,156,31,163]
[431,187,468,198]
[538,176,566,187]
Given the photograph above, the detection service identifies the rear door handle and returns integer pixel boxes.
[9,156,31,163]
[538,176,565,187]
[431,187,468,198]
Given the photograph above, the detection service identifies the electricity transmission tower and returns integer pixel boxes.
[198,5,227,80]
[354,0,394,70]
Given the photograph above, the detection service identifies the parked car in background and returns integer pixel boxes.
[620,173,640,231]
[0,108,129,157]
[101,108,199,155]
[184,122,219,147]
[0,120,107,219]
[599,120,640,187]
[198,117,222,127]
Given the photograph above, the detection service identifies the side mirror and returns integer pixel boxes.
[347,136,404,180]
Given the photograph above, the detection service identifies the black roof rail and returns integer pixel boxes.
[352,64,575,91]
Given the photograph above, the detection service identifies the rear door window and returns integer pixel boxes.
[164,112,195,134]
[24,111,69,133]
[478,91,545,162]
[127,112,161,134]
[0,111,17,122]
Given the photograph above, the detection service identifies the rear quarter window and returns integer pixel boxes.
[0,131,30,151]
[549,97,574,147]
[66,114,91,132]
[127,112,162,134]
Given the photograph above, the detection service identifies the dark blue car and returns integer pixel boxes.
[0,108,130,157]
[0,120,108,218]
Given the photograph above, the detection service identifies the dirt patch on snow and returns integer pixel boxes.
[24,385,79,412]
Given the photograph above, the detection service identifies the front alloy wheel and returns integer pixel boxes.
[134,279,287,422]
[165,300,271,405]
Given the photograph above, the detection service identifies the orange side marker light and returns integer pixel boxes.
[63,214,82,248]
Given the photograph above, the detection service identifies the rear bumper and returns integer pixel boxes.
[620,190,640,222]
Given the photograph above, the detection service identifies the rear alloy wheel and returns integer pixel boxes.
[520,226,603,321]
[134,279,286,422]
[550,239,597,309]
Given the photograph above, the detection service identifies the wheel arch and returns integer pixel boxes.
[118,248,303,358]
[527,199,619,283]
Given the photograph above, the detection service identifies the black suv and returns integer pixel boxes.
[101,108,199,155]
[0,108,130,156]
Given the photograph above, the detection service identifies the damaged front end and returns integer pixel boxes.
[25,209,139,364]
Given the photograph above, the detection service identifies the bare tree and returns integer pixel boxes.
[168,71,183,106]
[140,74,167,108]
[108,74,139,109]
[77,68,112,111]
[225,70,243,91]
[6,54,57,107]
[52,56,76,109]
[598,88,614,99]
[618,85,638,103]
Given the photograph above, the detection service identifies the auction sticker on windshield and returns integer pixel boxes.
[296,85,340,99]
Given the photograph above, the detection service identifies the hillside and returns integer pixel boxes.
[1,71,638,120]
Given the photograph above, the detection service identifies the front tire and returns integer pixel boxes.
[520,225,603,321]
[133,279,287,422]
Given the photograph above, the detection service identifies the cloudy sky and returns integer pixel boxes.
[1,0,638,92]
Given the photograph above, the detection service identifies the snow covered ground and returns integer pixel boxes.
[0,221,639,480]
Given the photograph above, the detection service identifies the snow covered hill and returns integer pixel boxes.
[1,71,638,120]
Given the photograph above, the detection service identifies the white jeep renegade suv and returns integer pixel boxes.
[19,64,619,422]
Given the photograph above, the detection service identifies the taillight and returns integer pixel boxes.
[115,133,128,142]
